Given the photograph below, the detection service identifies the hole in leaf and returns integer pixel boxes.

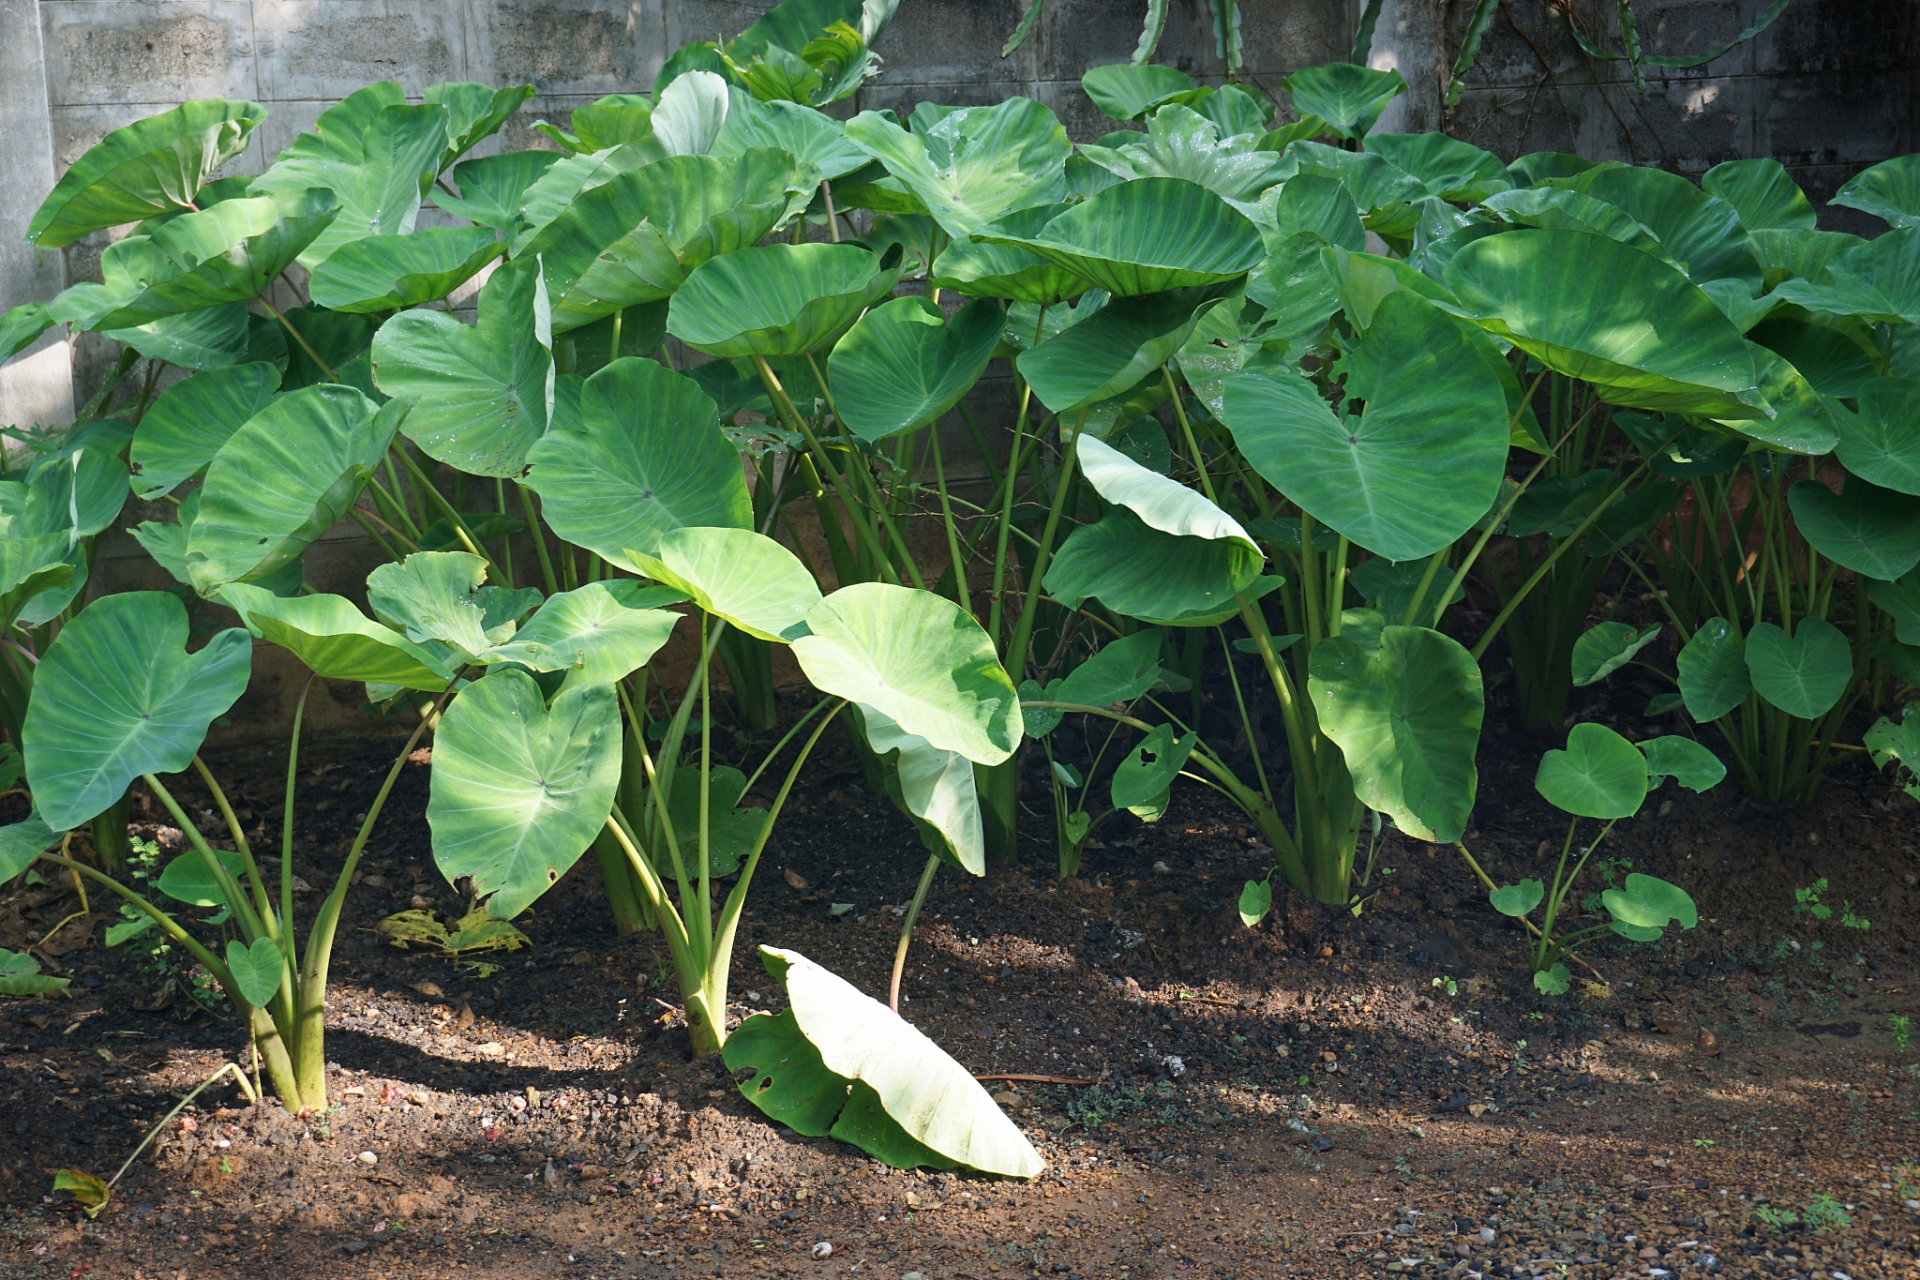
[757,1077,774,1092]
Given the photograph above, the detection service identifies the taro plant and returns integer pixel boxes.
[1454,723,1720,993]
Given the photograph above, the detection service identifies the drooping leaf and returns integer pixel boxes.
[524,358,750,569]
[308,226,505,313]
[0,948,70,998]
[0,303,55,362]
[21,593,250,830]
[28,99,267,248]
[1044,508,1265,627]
[632,526,819,643]
[252,102,450,270]
[1571,622,1661,687]
[725,947,1045,1176]
[1714,346,1841,455]
[827,297,1001,440]
[1701,157,1816,232]
[0,535,76,635]
[427,668,622,920]
[667,242,904,358]
[1444,228,1767,419]
[860,704,985,874]
[1478,187,1674,266]
[1768,226,1920,324]
[1307,625,1482,842]
[1789,476,1920,581]
[1076,434,1257,549]
[185,387,404,593]
[220,583,456,691]
[485,581,684,688]
[1017,284,1230,414]
[1219,293,1508,561]
[127,362,280,500]
[1639,736,1726,792]
[1832,155,1920,230]
[1675,617,1751,722]
[1081,63,1200,121]
[843,98,1071,238]
[1744,618,1852,719]
[1281,63,1406,139]
[1534,722,1647,819]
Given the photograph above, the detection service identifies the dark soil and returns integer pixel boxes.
[4,704,1920,1280]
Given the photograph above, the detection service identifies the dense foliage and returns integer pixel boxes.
[4,0,1920,1169]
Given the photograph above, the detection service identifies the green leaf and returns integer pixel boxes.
[1110,723,1198,821]
[1639,736,1726,792]
[153,845,247,907]
[1017,285,1230,414]
[273,306,378,391]
[976,178,1263,298]
[1443,228,1767,420]
[1714,345,1841,455]
[1488,879,1543,918]
[1789,476,1920,581]
[1867,574,1920,646]
[1307,626,1482,843]
[510,144,665,253]
[308,226,504,313]
[1,303,55,362]
[11,443,127,539]
[1676,618,1751,722]
[1281,63,1406,139]
[485,581,684,689]
[0,947,69,997]
[1571,622,1661,687]
[27,99,266,248]
[372,262,552,478]
[827,297,1001,440]
[1866,706,1920,779]
[667,242,904,358]
[426,82,536,170]
[1479,187,1675,266]
[219,583,457,691]
[860,705,986,874]
[1832,155,1920,230]
[104,302,250,371]
[525,358,750,569]
[1349,555,1463,626]
[186,386,403,592]
[1768,227,1920,324]
[1534,721,1647,819]
[1019,679,1066,738]
[521,150,812,331]
[1532,963,1571,995]
[664,764,767,879]
[1044,508,1265,627]
[1602,872,1697,931]
[0,812,66,885]
[22,593,250,830]
[253,103,450,270]
[631,527,820,644]
[1553,164,1757,284]
[1701,158,1816,232]
[1834,377,1920,496]
[0,535,75,635]
[365,551,540,657]
[129,362,281,500]
[843,99,1071,238]
[427,668,622,920]
[1218,293,1509,561]
[1364,133,1510,203]
[792,583,1020,766]
[650,70,731,155]
[1076,108,1289,205]
[1237,878,1272,928]
[727,947,1045,1176]
[713,88,869,180]
[1082,64,1199,121]
[1055,628,1169,707]
[1744,618,1851,719]
[1077,433,1256,550]
[430,150,564,232]
[929,204,1097,306]
[224,937,284,1008]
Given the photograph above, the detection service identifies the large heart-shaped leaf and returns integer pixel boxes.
[1745,618,1851,719]
[1307,625,1482,843]
[1082,63,1200,121]
[372,261,552,478]
[509,144,664,252]
[129,362,281,500]
[713,88,868,178]
[1702,158,1816,232]
[1719,346,1842,455]
[1480,187,1675,264]
[427,668,622,920]
[1444,228,1767,419]
[521,150,811,330]
[1077,108,1290,206]
[1218,292,1508,561]
[1534,722,1647,819]
[485,581,685,688]
[430,150,564,232]
[1789,476,1920,580]
[364,552,541,660]
[1018,285,1229,414]
[1835,377,1920,496]
[186,387,404,593]
[843,98,1070,238]
[1676,617,1751,722]
[220,583,456,691]
[668,242,903,358]
[252,102,450,270]
[1768,227,1920,324]
[827,296,1001,440]
[1282,63,1406,139]
[791,583,1020,765]
[726,947,1044,1176]
[1044,509,1264,627]
[1832,155,1920,229]
[308,226,505,313]
[629,527,820,644]
[21,593,251,829]
[524,358,750,569]
[105,302,251,371]
[975,178,1263,297]
[1364,133,1511,203]
[929,204,1096,306]
[1553,164,1758,284]
[28,99,266,248]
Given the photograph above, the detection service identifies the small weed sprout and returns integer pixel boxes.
[1891,1014,1912,1052]
[1432,975,1458,997]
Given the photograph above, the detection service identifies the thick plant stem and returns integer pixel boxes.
[889,853,942,1011]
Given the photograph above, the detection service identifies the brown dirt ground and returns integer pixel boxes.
[4,700,1920,1280]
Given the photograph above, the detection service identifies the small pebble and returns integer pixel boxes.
[812,1241,834,1259]
[355,1151,377,1165]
